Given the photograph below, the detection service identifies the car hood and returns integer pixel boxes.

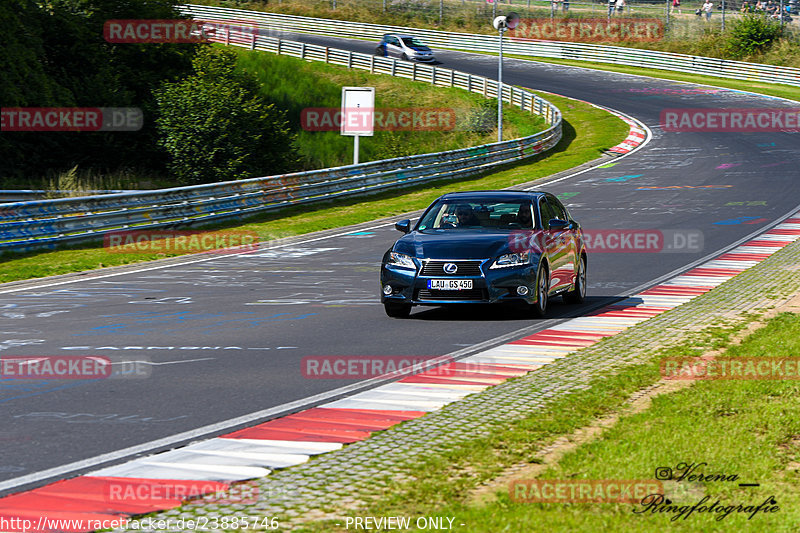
[393,230,531,260]
[410,46,431,52]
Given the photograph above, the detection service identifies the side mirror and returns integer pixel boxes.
[548,219,570,230]
[395,219,411,233]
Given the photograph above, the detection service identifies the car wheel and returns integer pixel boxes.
[384,301,411,318]
[401,53,409,61]
[530,263,549,318]
[563,255,586,304]
[375,47,384,56]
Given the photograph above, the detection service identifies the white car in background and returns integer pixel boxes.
[375,34,436,63]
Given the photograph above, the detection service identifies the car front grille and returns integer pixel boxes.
[420,260,483,276]
[416,289,488,301]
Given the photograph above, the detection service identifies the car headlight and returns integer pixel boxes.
[490,251,531,269]
[388,252,417,270]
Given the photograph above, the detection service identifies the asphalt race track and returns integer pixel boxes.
[1,36,799,496]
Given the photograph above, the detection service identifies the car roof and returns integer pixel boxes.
[438,190,546,201]
[384,33,417,39]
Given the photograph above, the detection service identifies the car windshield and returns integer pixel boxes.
[401,37,427,47]
[417,200,534,230]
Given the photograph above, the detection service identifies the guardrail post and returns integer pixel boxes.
[450,70,454,88]
[325,47,329,62]
[277,39,282,55]
[467,75,471,93]
[301,42,306,59]
[431,67,436,85]
[348,51,353,68]
[483,78,487,97]
[391,60,396,76]
[412,63,417,81]
[370,55,375,73]
[251,33,256,50]
[225,29,230,46]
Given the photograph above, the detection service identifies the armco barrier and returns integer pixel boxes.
[0,30,561,253]
[180,4,800,88]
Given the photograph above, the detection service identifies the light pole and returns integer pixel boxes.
[721,0,726,31]
[493,12,519,143]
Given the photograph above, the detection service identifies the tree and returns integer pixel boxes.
[725,14,784,59]
[155,48,301,185]
[0,0,199,182]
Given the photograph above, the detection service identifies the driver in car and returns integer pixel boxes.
[455,205,481,227]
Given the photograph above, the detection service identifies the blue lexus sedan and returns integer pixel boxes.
[380,191,587,318]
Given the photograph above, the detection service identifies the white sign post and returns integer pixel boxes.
[341,87,375,165]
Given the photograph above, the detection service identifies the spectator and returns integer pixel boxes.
[608,0,616,18]
[740,0,751,12]
[702,0,713,20]
[765,0,778,15]
[616,0,626,15]
[673,0,682,13]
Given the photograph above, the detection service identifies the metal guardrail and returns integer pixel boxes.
[0,27,562,253]
[0,190,135,202]
[180,4,800,87]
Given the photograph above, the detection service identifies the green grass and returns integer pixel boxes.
[234,50,547,169]
[296,312,800,532]
[0,91,626,282]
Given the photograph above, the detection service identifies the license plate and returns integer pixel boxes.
[427,279,473,290]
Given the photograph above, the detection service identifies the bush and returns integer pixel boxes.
[725,14,784,59]
[155,48,301,185]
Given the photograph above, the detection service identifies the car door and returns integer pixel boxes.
[537,197,564,293]
[386,36,402,58]
[545,194,578,291]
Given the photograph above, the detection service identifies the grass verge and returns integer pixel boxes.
[295,309,800,532]
[0,91,626,283]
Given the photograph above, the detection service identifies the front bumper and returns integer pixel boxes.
[381,259,538,306]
